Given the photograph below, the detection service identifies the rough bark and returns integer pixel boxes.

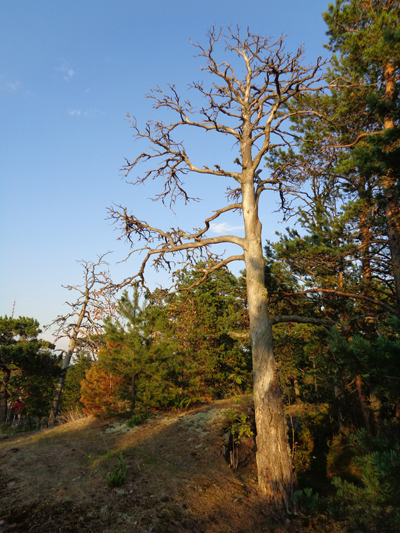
[242,152,295,509]
[383,62,400,306]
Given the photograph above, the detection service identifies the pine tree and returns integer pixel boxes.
[0,316,60,423]
[162,266,252,400]
[80,366,127,416]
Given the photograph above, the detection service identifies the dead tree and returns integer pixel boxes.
[108,27,327,510]
[47,253,115,424]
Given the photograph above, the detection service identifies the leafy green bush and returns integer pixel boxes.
[126,410,152,428]
[225,410,254,471]
[226,410,254,444]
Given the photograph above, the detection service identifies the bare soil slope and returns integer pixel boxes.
[0,397,334,532]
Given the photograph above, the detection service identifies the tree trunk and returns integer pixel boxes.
[49,293,90,425]
[356,376,372,434]
[383,62,400,306]
[293,378,301,402]
[242,165,296,510]
[384,193,400,305]
[0,365,11,425]
[48,336,77,425]
[360,204,372,287]
[245,240,295,510]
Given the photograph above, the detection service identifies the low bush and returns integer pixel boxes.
[107,452,128,487]
[295,425,400,531]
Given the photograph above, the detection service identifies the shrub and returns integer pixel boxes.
[330,428,400,530]
[126,410,152,428]
[295,427,400,531]
[80,366,129,416]
[107,452,128,487]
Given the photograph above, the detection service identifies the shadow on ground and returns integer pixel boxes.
[0,398,337,532]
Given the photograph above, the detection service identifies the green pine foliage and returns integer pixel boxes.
[80,267,252,415]
[162,266,252,401]
[264,0,400,325]
[83,287,179,412]
[328,317,400,425]
[60,352,92,412]
[295,426,400,530]
[0,316,61,421]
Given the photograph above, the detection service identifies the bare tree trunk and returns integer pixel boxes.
[49,303,87,425]
[384,193,400,304]
[0,365,11,425]
[48,336,77,425]
[242,168,296,510]
[245,244,296,510]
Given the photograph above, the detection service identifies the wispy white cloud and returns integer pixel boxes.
[0,76,21,93]
[56,61,76,81]
[210,222,244,234]
[68,108,105,118]
[68,108,81,116]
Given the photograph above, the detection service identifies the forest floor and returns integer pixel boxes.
[0,397,339,533]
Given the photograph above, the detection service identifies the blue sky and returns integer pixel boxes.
[0,0,329,346]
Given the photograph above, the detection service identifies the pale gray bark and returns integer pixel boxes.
[108,27,328,509]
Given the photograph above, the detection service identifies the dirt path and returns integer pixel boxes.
[0,397,335,532]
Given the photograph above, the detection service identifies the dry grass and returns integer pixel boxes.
[58,406,89,425]
[0,398,339,532]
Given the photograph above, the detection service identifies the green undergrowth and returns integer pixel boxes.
[107,452,128,487]
[286,404,334,496]
[293,422,400,531]
[126,410,153,428]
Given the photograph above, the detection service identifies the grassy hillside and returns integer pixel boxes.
[0,398,337,533]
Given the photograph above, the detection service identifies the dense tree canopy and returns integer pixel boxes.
[0,316,61,423]
[81,267,252,414]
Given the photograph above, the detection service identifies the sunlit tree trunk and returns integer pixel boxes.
[383,62,400,306]
[242,148,295,509]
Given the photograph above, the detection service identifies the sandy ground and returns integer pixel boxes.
[0,397,336,532]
